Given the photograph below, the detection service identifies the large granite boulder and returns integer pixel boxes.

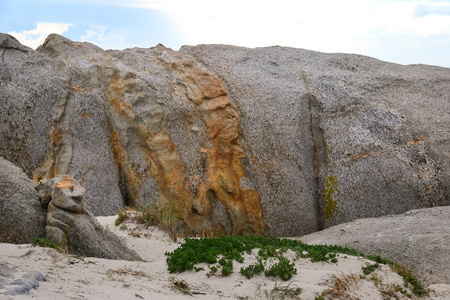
[1,32,449,236]
[45,175,141,260]
[183,45,450,233]
[0,156,46,243]
[300,206,450,285]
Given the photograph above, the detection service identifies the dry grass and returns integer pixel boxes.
[115,202,180,242]
[321,273,360,300]
[105,267,152,280]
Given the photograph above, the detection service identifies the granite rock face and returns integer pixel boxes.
[0,156,46,243]
[183,45,450,233]
[300,206,450,285]
[1,33,449,236]
[45,175,141,260]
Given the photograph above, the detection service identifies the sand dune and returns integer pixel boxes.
[1,216,449,300]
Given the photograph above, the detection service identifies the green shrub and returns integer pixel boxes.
[32,238,59,249]
[264,256,297,281]
[165,235,430,296]
[362,263,380,275]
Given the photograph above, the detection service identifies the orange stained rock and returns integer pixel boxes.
[51,129,62,147]
[164,52,266,236]
[70,86,92,93]
[411,136,426,146]
[108,70,135,118]
[348,151,383,163]
[104,48,266,236]
[55,175,75,191]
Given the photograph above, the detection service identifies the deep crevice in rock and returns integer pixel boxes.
[302,71,328,231]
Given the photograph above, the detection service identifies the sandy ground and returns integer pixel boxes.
[1,215,449,300]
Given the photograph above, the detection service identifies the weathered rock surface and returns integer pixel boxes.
[0,156,46,243]
[0,263,46,296]
[45,175,141,260]
[300,206,450,285]
[1,32,449,236]
[183,45,450,233]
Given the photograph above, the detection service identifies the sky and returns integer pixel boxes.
[1,0,450,68]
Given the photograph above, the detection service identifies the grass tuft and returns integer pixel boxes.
[114,201,180,242]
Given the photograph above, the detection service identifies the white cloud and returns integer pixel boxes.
[415,2,450,17]
[111,0,450,54]
[81,26,129,49]
[367,1,450,37]
[8,23,73,49]
[27,0,448,65]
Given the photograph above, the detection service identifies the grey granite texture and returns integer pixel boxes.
[1,33,449,236]
[300,206,450,285]
[0,156,46,243]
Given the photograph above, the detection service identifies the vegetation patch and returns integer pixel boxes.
[361,262,380,275]
[167,235,364,281]
[32,237,59,250]
[165,235,430,297]
[392,263,431,297]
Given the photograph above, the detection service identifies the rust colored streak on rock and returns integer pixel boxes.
[106,67,192,214]
[411,136,426,146]
[138,126,192,215]
[348,151,384,163]
[105,49,266,236]
[107,70,135,118]
[166,51,267,236]
[55,175,75,191]
[52,129,62,147]
[70,86,92,93]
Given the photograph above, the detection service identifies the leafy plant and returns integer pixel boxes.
[32,238,59,249]
[264,256,297,281]
[209,265,218,273]
[240,259,265,279]
[221,259,233,276]
[362,263,379,275]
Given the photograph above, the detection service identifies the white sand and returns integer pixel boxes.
[1,215,449,300]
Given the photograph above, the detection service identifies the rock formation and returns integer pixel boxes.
[1,32,449,236]
[0,156,46,243]
[300,206,450,285]
[45,175,141,260]
[183,45,450,234]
